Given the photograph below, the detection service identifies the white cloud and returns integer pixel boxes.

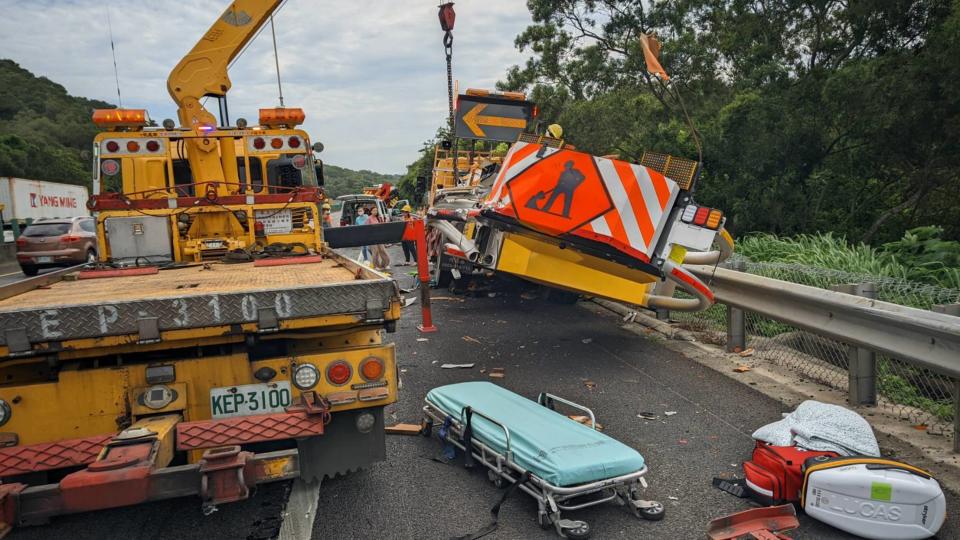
[0,0,533,173]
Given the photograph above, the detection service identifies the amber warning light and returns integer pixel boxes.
[259,108,305,127]
[92,109,149,128]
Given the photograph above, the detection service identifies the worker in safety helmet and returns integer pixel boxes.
[321,202,333,229]
[547,123,563,139]
[399,204,417,266]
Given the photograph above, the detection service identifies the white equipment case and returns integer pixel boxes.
[801,457,945,540]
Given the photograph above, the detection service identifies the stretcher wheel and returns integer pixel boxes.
[638,501,665,521]
[558,519,591,539]
[486,469,505,488]
[538,512,552,530]
[420,418,433,437]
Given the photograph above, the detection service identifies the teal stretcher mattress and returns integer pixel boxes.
[427,381,645,487]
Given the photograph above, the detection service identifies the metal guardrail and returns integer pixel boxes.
[687,265,960,378]
[686,264,960,452]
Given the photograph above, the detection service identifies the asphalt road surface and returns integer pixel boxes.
[9,246,958,539]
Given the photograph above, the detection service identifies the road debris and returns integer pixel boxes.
[637,412,658,420]
[520,291,537,300]
[667,496,679,501]
[489,367,505,379]
[581,338,593,344]
[401,296,417,307]
[733,365,751,373]
[417,338,430,342]
[568,415,603,431]
[584,380,597,390]
[432,296,466,303]
[664,411,678,416]
[441,363,475,369]
[462,335,481,344]
[738,347,755,357]
[386,423,423,436]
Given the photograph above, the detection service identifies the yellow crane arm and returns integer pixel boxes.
[167,0,282,130]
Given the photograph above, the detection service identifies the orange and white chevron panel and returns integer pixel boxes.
[484,143,680,262]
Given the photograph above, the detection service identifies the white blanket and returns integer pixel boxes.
[752,400,880,457]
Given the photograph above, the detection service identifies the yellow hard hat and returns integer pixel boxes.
[402,204,413,212]
[322,203,331,210]
[547,123,563,138]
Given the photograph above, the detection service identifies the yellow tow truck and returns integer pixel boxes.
[0,0,430,529]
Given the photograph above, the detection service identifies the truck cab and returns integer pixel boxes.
[89,108,325,264]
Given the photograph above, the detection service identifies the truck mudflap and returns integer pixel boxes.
[0,397,335,534]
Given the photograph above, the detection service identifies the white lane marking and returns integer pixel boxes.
[0,271,23,278]
[278,478,321,540]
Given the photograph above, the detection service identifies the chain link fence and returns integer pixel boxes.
[673,258,960,437]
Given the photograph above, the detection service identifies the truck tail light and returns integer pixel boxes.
[288,136,301,148]
[326,361,352,386]
[253,137,266,150]
[126,140,140,153]
[270,137,283,149]
[693,207,710,226]
[16,238,26,248]
[681,204,723,229]
[146,140,160,152]
[105,140,120,153]
[360,357,385,381]
[706,209,723,229]
[61,235,81,243]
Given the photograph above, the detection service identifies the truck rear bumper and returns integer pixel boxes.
[0,404,337,533]
[7,447,301,528]
[0,409,325,479]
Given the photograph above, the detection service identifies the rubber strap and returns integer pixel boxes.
[712,477,750,498]
[450,471,532,540]
[462,407,475,468]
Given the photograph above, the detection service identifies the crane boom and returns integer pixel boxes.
[167,0,282,131]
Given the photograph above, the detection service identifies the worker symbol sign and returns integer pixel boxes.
[507,149,613,235]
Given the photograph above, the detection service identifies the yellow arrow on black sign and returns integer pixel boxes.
[462,104,527,137]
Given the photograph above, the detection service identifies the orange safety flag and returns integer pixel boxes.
[639,33,669,81]
[484,143,680,263]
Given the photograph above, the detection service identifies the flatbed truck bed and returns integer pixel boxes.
[0,250,400,358]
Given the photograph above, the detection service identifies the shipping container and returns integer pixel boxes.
[0,177,89,242]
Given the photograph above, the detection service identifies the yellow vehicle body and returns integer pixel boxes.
[0,331,396,447]
[493,232,657,305]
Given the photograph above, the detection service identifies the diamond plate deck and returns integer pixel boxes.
[0,255,398,347]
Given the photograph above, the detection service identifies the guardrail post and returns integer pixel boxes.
[932,304,960,452]
[652,281,675,321]
[832,283,877,406]
[726,305,746,352]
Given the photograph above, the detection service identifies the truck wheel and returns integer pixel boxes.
[20,265,38,277]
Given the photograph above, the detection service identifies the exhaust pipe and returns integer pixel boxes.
[679,228,734,265]
[642,229,733,312]
[431,220,480,262]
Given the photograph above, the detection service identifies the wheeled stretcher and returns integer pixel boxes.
[423,382,664,539]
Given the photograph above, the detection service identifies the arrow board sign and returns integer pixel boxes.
[454,94,535,142]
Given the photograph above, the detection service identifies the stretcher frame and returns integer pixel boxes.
[423,392,664,538]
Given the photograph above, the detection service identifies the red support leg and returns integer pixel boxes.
[412,219,437,333]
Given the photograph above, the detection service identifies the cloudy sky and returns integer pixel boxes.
[0,0,534,173]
